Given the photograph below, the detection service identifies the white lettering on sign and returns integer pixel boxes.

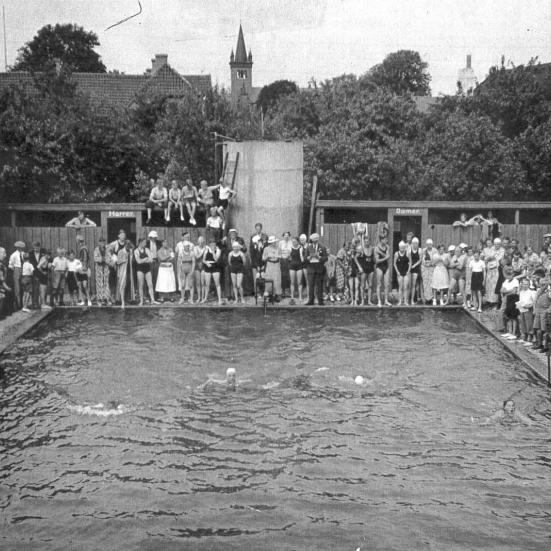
[395,208,421,216]
[108,211,135,218]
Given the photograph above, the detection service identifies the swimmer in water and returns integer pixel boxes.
[482,399,533,426]
[198,367,251,391]
[67,400,127,417]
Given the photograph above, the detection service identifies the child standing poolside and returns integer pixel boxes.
[500,268,520,340]
[469,250,485,312]
[52,248,68,306]
[21,253,34,313]
[66,250,82,306]
[517,277,536,344]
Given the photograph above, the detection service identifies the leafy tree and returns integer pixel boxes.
[12,24,106,73]
[256,79,298,113]
[364,50,431,96]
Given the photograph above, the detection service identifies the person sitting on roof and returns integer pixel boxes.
[65,210,97,228]
[145,178,169,225]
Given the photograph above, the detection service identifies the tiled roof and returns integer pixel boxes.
[0,64,212,108]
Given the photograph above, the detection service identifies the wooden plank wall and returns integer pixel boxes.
[323,224,380,253]
[323,223,551,252]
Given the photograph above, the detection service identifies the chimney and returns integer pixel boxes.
[466,54,471,69]
[151,53,168,74]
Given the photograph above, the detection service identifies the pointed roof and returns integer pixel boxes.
[234,25,249,64]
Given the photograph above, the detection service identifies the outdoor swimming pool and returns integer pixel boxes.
[1,309,550,550]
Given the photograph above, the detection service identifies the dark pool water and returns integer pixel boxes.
[1,309,550,550]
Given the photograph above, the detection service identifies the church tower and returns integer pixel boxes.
[230,25,253,108]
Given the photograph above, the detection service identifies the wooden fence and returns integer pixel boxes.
[322,223,551,253]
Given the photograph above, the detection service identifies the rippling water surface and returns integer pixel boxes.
[1,309,550,550]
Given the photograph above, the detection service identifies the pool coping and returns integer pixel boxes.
[465,309,551,386]
[0,309,53,355]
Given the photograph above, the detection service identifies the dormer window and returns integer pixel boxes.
[237,70,247,79]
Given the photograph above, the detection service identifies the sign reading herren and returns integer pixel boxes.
[108,211,135,217]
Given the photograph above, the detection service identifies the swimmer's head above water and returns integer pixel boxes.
[226,368,237,388]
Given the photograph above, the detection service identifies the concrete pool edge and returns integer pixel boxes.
[465,309,551,386]
[0,309,53,355]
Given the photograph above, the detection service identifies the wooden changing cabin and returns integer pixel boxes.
[0,203,206,295]
[315,200,551,255]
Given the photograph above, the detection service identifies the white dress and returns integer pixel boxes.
[155,250,176,293]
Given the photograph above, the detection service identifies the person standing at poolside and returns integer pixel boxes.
[36,250,52,310]
[250,223,267,283]
[469,249,486,312]
[279,232,293,299]
[145,230,162,294]
[0,247,13,318]
[485,238,504,308]
[76,235,92,306]
[51,247,69,306]
[177,239,195,304]
[262,236,282,301]
[421,238,436,304]
[203,238,223,304]
[394,241,410,306]
[431,245,450,305]
[20,253,34,313]
[134,237,158,306]
[93,237,111,306]
[8,241,25,311]
[305,233,328,306]
[108,230,132,308]
[28,241,43,309]
[374,235,391,307]
[228,241,246,304]
[155,239,176,302]
[206,207,224,243]
[192,236,206,304]
[409,237,422,305]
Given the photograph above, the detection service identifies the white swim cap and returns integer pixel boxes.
[354,375,364,385]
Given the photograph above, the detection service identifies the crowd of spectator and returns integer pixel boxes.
[2,216,551,354]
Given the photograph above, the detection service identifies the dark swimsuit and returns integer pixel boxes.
[396,252,410,277]
[229,253,245,274]
[136,249,150,274]
[289,247,303,271]
[376,246,389,274]
[204,249,220,273]
[410,249,420,275]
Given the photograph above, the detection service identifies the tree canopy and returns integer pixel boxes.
[12,24,106,73]
[256,79,298,113]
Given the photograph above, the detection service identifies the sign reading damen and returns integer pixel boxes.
[395,208,421,215]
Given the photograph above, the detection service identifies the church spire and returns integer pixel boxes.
[234,24,248,64]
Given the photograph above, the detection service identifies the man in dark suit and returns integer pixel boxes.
[28,241,43,309]
[305,233,328,305]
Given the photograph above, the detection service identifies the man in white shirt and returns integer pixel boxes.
[145,178,169,224]
[8,240,25,310]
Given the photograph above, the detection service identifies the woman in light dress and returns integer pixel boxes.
[484,237,504,307]
[421,238,436,303]
[431,244,450,305]
[155,239,176,302]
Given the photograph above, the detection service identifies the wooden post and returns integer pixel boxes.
[308,175,318,236]
[514,209,520,225]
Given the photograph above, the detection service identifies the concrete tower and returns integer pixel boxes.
[230,25,253,108]
[458,54,478,95]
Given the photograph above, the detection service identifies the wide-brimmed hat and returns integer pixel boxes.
[148,230,158,238]
[14,241,25,248]
[544,233,551,238]
[448,245,456,252]
[310,233,320,240]
[268,235,277,244]
[459,242,468,249]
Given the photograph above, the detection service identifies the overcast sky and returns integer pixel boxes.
[2,0,551,94]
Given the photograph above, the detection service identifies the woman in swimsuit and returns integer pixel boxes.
[203,238,222,304]
[394,241,410,306]
[181,178,198,225]
[134,237,158,306]
[177,240,195,304]
[409,237,422,305]
[348,242,362,306]
[359,234,375,305]
[375,236,391,307]
[228,241,246,304]
[288,236,304,305]
[193,236,206,304]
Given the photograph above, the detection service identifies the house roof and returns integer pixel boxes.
[0,60,212,108]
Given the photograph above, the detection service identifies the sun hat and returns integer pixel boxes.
[229,228,238,234]
[425,238,433,245]
[268,235,277,244]
[544,233,551,238]
[459,242,468,249]
[148,230,158,239]
[448,245,456,252]
[310,233,320,240]
[14,241,25,248]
